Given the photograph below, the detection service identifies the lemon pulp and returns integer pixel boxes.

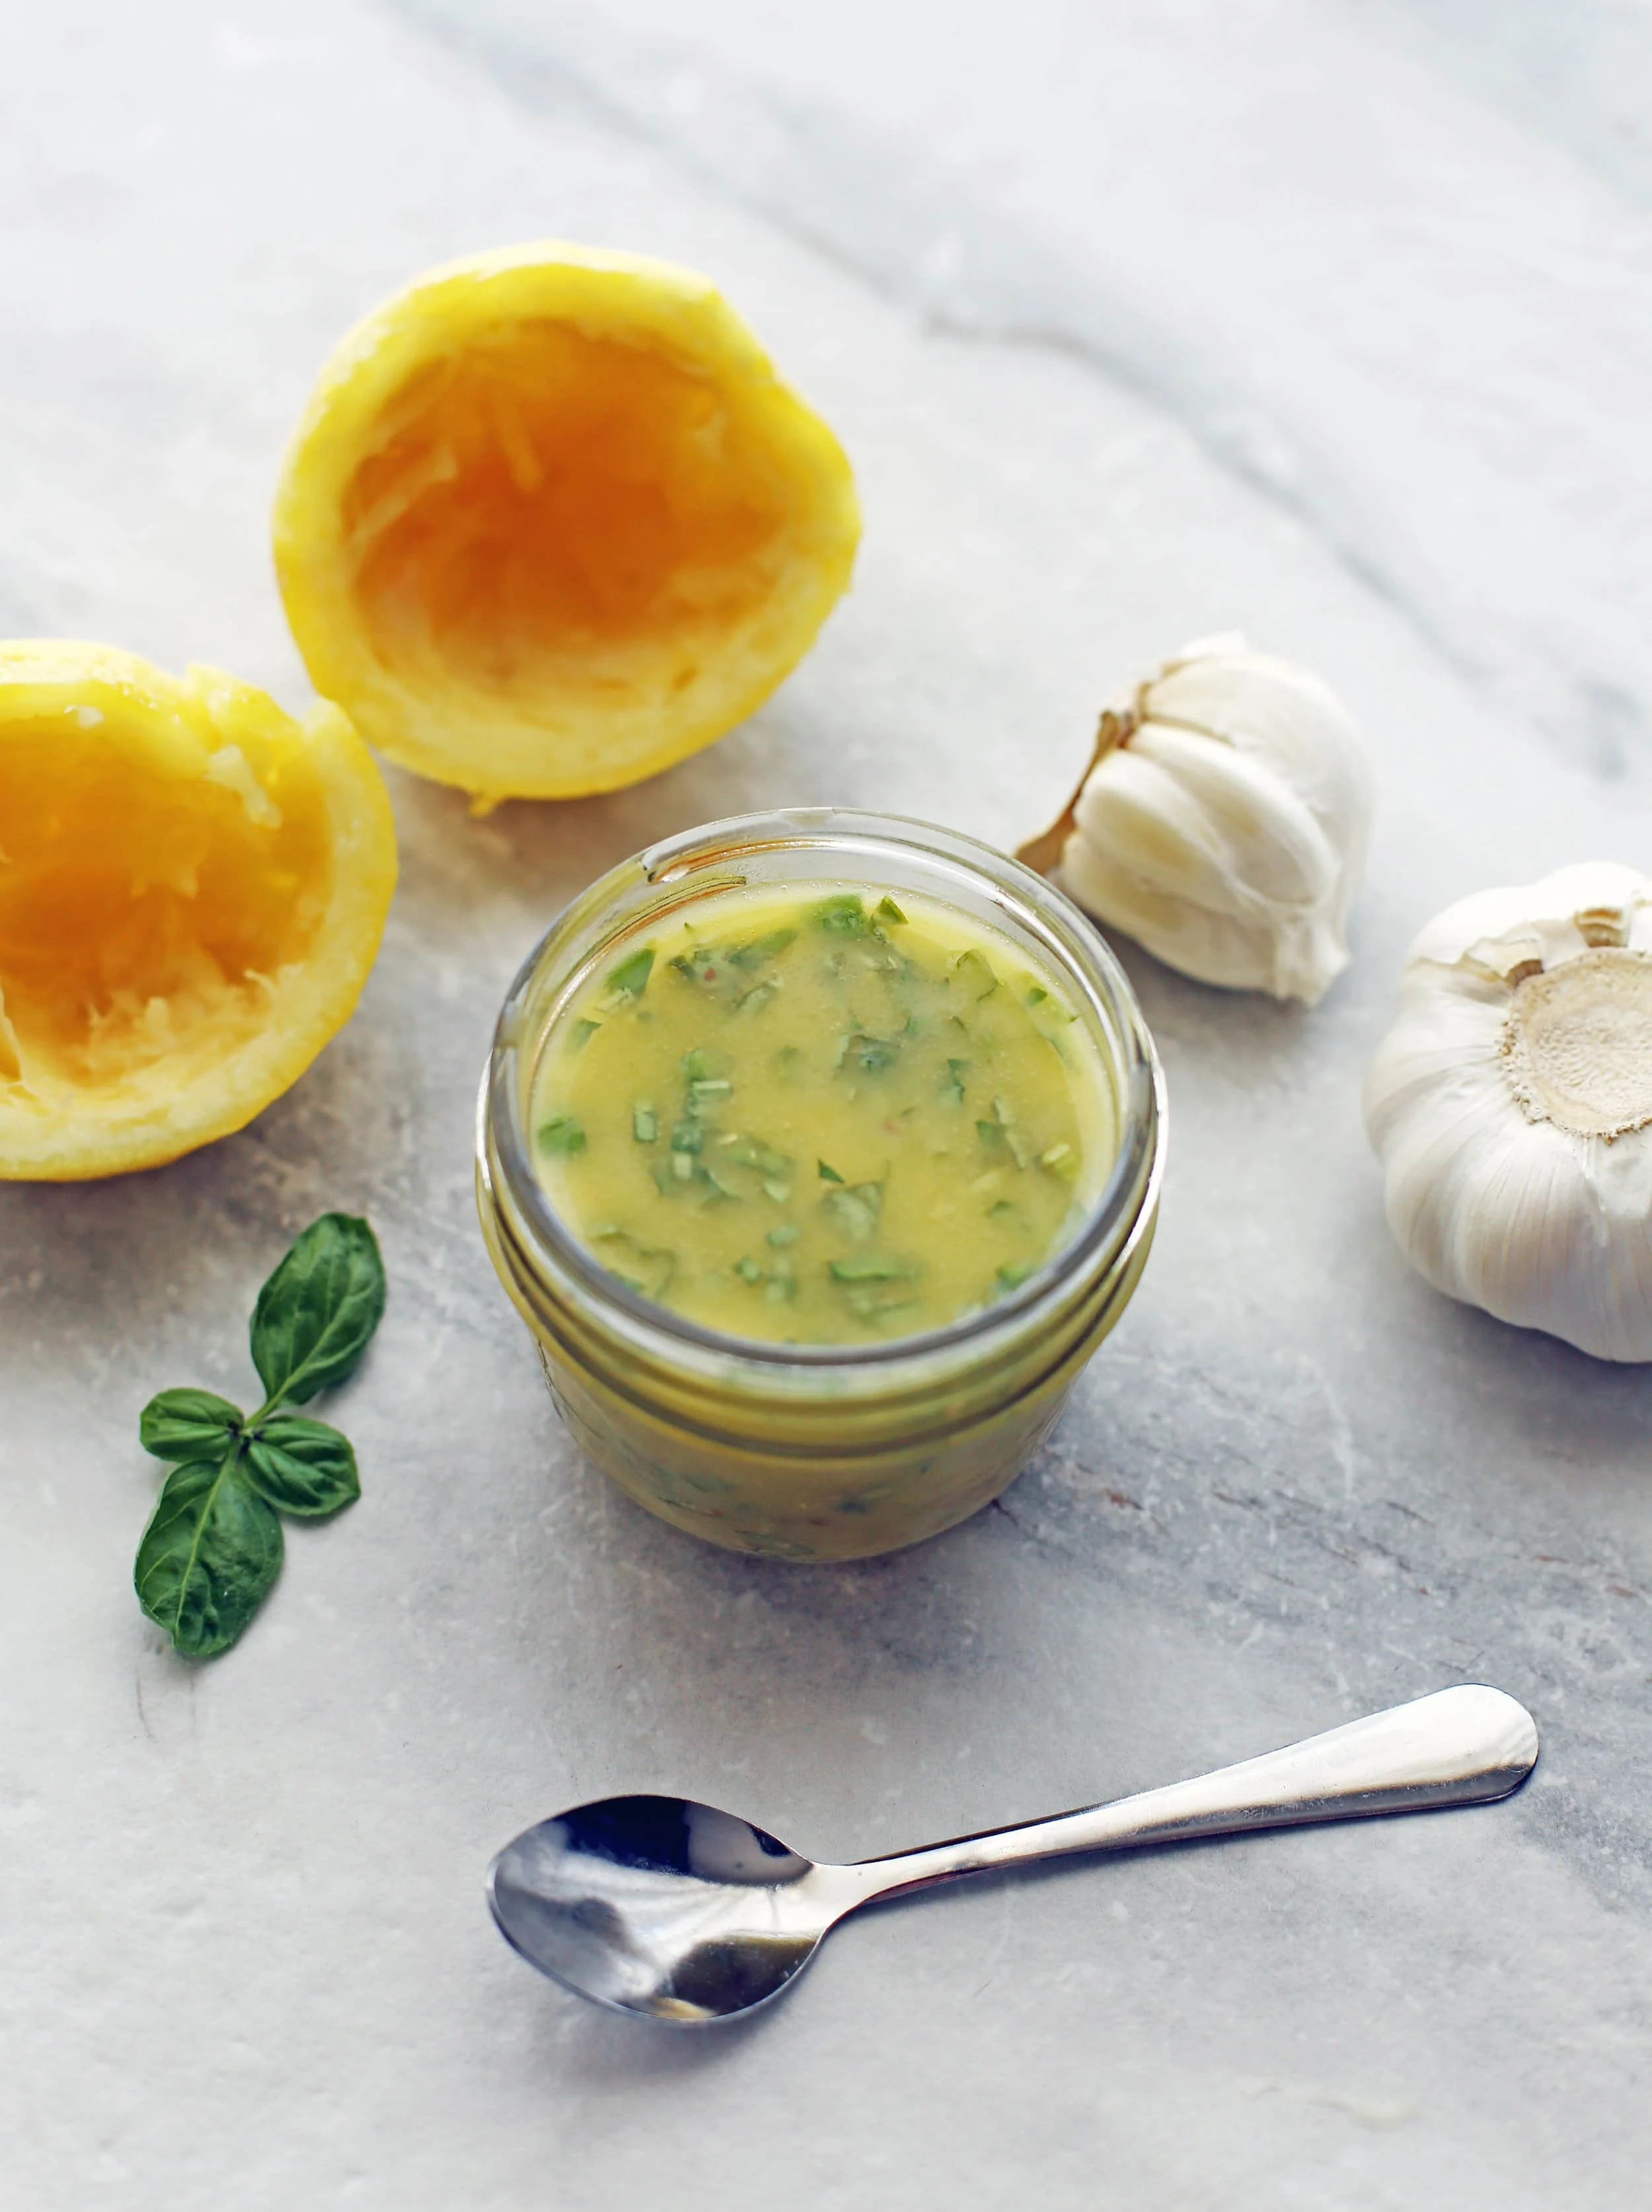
[348,328,792,701]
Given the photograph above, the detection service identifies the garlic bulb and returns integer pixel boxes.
[1365,862,1652,1362]
[1020,636,1372,1005]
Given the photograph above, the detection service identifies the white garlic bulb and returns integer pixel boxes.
[1021,636,1372,1005]
[1365,862,1652,1362]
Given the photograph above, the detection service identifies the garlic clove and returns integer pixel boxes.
[1061,838,1306,997]
[1020,636,1372,1006]
[1146,649,1372,858]
[1365,862,1652,1361]
[1078,722,1343,910]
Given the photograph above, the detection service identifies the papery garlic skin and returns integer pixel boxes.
[1364,862,1652,1362]
[1059,637,1372,1005]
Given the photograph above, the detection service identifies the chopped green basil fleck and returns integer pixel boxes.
[815,894,869,936]
[722,1134,790,1176]
[729,927,798,968]
[829,1254,914,1283]
[952,948,998,1000]
[607,946,655,999]
[839,1031,900,1075]
[823,1182,883,1242]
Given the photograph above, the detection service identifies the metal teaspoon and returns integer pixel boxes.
[488,1684,1538,2024]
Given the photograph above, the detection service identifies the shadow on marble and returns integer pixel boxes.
[386,690,852,933]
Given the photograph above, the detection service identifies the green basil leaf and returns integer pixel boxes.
[138,1388,243,1462]
[249,1213,386,1410]
[134,1457,283,1658]
[244,1418,360,1518]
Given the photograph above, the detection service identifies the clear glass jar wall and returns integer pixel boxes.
[477,810,1164,1560]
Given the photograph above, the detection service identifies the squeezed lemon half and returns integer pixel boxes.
[273,243,861,803]
[0,643,396,1180]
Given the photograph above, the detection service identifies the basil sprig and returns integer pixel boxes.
[134,1214,386,1658]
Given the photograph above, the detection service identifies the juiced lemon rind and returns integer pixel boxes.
[0,642,396,1180]
[272,243,860,802]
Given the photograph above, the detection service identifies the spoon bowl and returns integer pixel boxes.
[490,1795,835,2021]
[490,1685,1539,2024]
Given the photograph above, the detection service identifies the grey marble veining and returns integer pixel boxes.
[2,4,1649,2207]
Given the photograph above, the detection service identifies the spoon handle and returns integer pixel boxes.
[849,1685,1537,1903]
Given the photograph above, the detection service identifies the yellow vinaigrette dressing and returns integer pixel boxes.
[529,883,1117,1343]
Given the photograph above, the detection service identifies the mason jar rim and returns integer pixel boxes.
[481,807,1164,1389]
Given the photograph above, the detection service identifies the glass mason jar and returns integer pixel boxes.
[476,809,1164,1562]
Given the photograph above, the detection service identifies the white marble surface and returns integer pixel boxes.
[5,3,1652,2205]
